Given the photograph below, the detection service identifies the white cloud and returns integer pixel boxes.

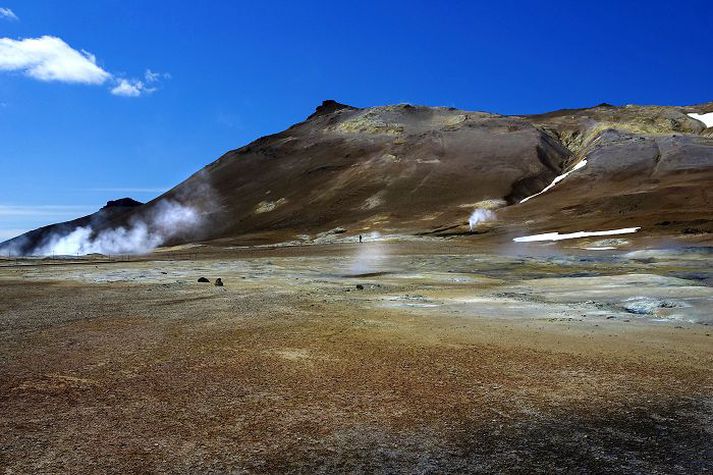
[0,7,18,21]
[111,78,142,97]
[0,35,111,84]
[110,78,157,97]
[0,35,168,97]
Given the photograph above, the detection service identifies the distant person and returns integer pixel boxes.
[359,234,363,243]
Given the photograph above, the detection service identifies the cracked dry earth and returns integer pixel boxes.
[1,242,712,473]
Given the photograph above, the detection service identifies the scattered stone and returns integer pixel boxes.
[214,278,224,287]
[356,284,364,290]
[197,277,210,283]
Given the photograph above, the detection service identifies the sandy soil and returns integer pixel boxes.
[1,242,712,473]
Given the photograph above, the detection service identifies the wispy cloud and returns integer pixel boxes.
[0,35,169,97]
[0,204,99,217]
[0,228,30,241]
[86,187,168,193]
[144,69,170,83]
[110,69,172,97]
[111,78,152,97]
[0,7,18,21]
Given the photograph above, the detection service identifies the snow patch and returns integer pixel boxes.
[520,159,587,203]
[514,227,641,243]
[688,112,713,128]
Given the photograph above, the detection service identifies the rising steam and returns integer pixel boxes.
[2,171,217,257]
[465,199,504,231]
[350,233,388,275]
[468,208,495,231]
[31,200,202,256]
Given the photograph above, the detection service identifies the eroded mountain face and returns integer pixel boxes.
[3,100,713,255]
[501,104,713,240]
[183,104,572,241]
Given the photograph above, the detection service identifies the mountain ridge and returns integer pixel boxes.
[2,100,712,255]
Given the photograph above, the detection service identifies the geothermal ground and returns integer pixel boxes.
[1,241,712,473]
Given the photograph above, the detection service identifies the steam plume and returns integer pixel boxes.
[2,171,217,257]
[468,208,495,231]
[350,234,387,275]
[31,200,201,256]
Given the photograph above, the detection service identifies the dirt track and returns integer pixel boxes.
[1,242,712,473]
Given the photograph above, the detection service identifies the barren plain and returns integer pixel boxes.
[1,241,712,473]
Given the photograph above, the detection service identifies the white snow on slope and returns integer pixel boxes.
[514,227,641,243]
[520,159,588,203]
[688,112,713,128]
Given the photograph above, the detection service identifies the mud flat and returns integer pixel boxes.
[1,242,712,473]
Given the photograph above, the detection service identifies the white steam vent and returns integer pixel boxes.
[468,209,495,231]
[464,199,504,231]
[350,236,388,275]
[12,171,217,257]
[32,200,202,256]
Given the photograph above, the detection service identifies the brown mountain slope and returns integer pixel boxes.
[164,103,571,241]
[494,103,713,241]
[2,100,713,255]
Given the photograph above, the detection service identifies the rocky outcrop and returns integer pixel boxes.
[307,99,357,120]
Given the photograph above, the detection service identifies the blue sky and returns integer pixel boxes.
[1,0,711,240]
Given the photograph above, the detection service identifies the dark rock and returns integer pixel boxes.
[307,100,357,120]
[102,198,143,209]
[356,284,364,290]
[214,278,224,287]
[197,277,210,283]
